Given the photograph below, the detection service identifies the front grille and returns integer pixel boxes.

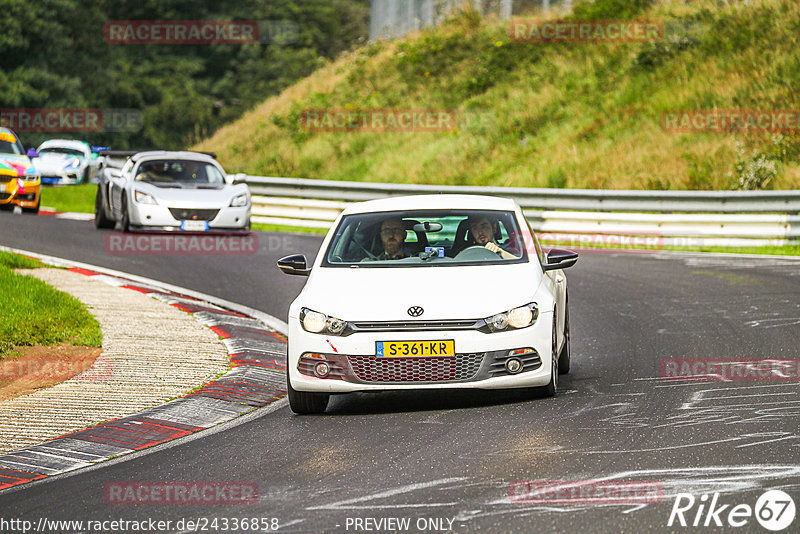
[0,193,10,200]
[168,208,219,221]
[350,319,480,332]
[347,352,485,383]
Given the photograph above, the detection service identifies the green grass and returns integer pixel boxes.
[0,253,102,358]
[252,222,328,234]
[40,184,96,214]
[196,0,800,191]
[0,251,43,269]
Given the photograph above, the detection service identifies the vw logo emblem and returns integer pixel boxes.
[407,306,424,317]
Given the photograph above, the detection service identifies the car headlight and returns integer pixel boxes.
[134,190,157,205]
[300,308,348,335]
[230,193,248,207]
[484,303,538,332]
[67,158,80,169]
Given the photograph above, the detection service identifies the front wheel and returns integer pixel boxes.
[120,196,131,232]
[535,316,558,398]
[22,197,40,214]
[558,297,571,375]
[287,371,329,415]
[94,188,115,229]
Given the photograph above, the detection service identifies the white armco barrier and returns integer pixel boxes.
[243,176,800,247]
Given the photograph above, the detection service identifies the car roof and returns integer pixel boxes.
[132,151,218,164]
[38,139,90,150]
[0,127,19,138]
[340,194,519,215]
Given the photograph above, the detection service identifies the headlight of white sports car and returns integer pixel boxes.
[300,308,347,335]
[230,193,248,207]
[134,190,157,205]
[485,303,538,332]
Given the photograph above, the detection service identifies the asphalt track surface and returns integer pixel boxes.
[1,211,799,533]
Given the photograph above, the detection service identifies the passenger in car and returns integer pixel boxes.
[468,215,520,260]
[376,217,408,259]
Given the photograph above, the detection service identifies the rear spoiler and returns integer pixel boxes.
[97,150,138,158]
[97,150,217,159]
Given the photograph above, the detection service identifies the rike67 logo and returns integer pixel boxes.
[668,490,795,531]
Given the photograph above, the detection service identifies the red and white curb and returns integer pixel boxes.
[0,249,288,493]
[37,207,95,221]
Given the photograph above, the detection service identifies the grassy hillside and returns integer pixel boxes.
[195,0,800,190]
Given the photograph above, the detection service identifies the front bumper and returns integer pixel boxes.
[128,203,251,231]
[288,312,554,393]
[0,177,41,209]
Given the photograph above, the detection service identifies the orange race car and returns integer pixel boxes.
[0,127,41,213]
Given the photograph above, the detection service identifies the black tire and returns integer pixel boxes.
[120,196,130,232]
[94,188,115,229]
[287,369,329,415]
[22,197,40,214]
[535,315,558,398]
[558,296,571,375]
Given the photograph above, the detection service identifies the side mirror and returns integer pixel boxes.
[27,149,39,158]
[278,254,311,276]
[231,173,247,185]
[542,248,578,271]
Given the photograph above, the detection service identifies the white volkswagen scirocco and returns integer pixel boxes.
[278,195,578,414]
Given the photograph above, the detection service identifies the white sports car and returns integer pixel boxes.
[94,150,250,232]
[278,194,578,414]
[32,139,105,185]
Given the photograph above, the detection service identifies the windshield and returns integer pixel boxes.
[39,147,85,158]
[0,132,24,155]
[134,159,225,185]
[323,209,529,267]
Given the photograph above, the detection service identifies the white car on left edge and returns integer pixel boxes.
[278,194,578,414]
[93,150,250,232]
[32,139,105,184]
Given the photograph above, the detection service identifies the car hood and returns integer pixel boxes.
[133,182,248,207]
[296,262,541,321]
[34,153,85,173]
[0,154,36,177]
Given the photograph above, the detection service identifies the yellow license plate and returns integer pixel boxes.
[376,340,455,357]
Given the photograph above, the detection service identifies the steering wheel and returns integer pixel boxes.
[455,245,499,260]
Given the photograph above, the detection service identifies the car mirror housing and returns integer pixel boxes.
[542,248,579,271]
[27,148,39,158]
[278,254,311,276]
[412,221,443,232]
[230,173,247,185]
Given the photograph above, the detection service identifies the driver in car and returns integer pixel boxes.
[469,216,520,260]
[377,217,408,260]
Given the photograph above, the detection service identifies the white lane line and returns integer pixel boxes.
[307,477,467,511]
